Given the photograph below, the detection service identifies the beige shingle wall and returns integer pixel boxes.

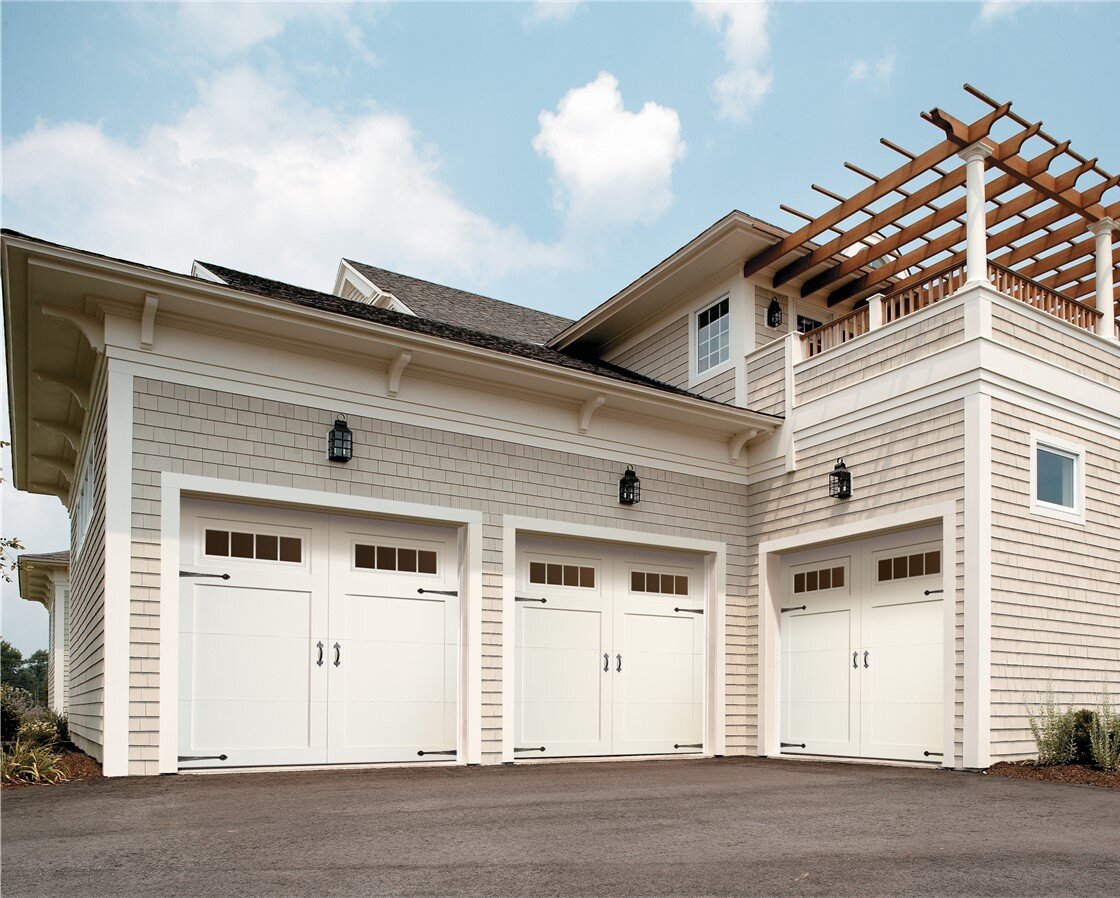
[992,303,1120,390]
[611,316,689,388]
[754,288,790,349]
[127,378,754,773]
[67,377,107,760]
[989,398,1120,759]
[795,302,967,404]
[746,341,785,415]
[746,402,968,759]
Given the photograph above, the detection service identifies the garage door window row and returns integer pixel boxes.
[354,543,438,574]
[204,528,303,564]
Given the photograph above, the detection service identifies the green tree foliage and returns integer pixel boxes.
[1,640,49,704]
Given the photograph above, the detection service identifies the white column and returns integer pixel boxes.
[1089,218,1117,341]
[958,141,996,286]
[867,295,884,331]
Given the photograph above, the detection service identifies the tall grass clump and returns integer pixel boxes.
[1026,684,1076,766]
[1089,690,1120,772]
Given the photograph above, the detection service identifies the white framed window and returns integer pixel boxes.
[696,296,730,375]
[72,436,95,556]
[1029,433,1085,523]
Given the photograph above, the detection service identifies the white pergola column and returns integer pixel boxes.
[958,141,996,286]
[1089,217,1118,341]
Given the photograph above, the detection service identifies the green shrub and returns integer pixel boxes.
[1,739,68,785]
[1070,708,1096,764]
[1,684,37,744]
[17,717,59,746]
[1089,691,1120,772]
[1027,686,1076,765]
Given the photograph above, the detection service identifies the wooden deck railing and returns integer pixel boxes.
[800,305,870,358]
[881,259,967,324]
[986,261,1102,330]
[801,257,1103,359]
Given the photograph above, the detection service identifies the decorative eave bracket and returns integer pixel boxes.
[578,394,606,435]
[140,293,159,350]
[729,429,760,463]
[34,370,91,410]
[387,350,412,398]
[39,302,105,354]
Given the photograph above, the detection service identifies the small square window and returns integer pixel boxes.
[546,563,563,586]
[205,529,229,557]
[877,559,892,582]
[230,532,254,559]
[832,567,845,588]
[632,571,645,592]
[925,551,940,575]
[1036,446,1075,509]
[908,553,925,577]
[355,544,377,569]
[675,575,689,596]
[805,570,818,592]
[794,572,805,594]
[563,565,580,587]
[530,562,547,584]
[279,537,302,564]
[398,548,417,572]
[255,534,279,561]
[376,546,396,570]
[580,567,596,589]
[417,551,438,575]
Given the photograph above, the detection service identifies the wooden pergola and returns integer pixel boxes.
[742,85,1118,349]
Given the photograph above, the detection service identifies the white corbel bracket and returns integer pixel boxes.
[39,303,105,354]
[29,480,70,502]
[34,370,91,410]
[140,293,159,350]
[387,350,412,398]
[32,454,75,482]
[33,418,83,450]
[728,429,760,463]
[578,394,606,435]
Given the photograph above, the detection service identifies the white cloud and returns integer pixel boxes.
[533,72,686,234]
[977,1,1030,24]
[693,0,773,123]
[525,1,586,25]
[848,50,896,88]
[2,67,570,291]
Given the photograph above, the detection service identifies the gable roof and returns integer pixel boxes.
[345,260,573,345]
[197,261,771,411]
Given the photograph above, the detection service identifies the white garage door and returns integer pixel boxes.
[178,500,460,769]
[515,538,706,759]
[780,528,944,763]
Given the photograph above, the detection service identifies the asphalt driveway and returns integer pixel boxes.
[3,757,1118,897]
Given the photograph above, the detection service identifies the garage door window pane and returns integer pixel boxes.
[580,567,596,588]
[231,532,254,558]
[546,564,563,585]
[418,550,438,574]
[397,548,417,572]
[355,545,377,569]
[925,551,941,575]
[376,546,396,570]
[892,556,908,579]
[908,554,924,577]
[256,534,279,561]
[794,572,805,594]
[675,575,689,596]
[877,559,892,582]
[279,537,302,564]
[563,565,580,587]
[529,562,547,584]
[205,529,229,557]
[832,567,845,588]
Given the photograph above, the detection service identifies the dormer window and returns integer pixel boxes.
[696,297,730,374]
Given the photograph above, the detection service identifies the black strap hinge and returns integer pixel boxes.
[178,754,228,762]
[417,589,458,597]
[674,607,703,614]
[781,742,806,749]
[515,596,547,604]
[179,571,230,580]
[514,746,546,753]
[674,743,703,749]
[416,749,457,757]
[781,605,807,613]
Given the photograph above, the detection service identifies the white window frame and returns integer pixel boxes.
[1029,432,1086,524]
[690,293,733,382]
[72,434,96,557]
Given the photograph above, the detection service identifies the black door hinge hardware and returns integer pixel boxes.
[515,596,547,603]
[179,571,230,580]
[178,754,228,762]
[514,746,546,753]
[674,607,704,614]
[781,742,806,749]
[924,589,944,596]
[416,749,457,757]
[674,743,703,749]
[781,605,807,613]
[923,751,944,757]
[417,588,458,596]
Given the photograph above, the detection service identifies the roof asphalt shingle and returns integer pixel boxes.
[345,260,573,345]
[18,551,70,567]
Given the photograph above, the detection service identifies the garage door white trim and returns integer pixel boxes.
[500,516,727,764]
[757,503,957,768]
[158,474,484,774]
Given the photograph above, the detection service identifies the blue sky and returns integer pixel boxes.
[2,0,1118,651]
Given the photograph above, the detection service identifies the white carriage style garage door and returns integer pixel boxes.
[515,537,707,759]
[178,499,460,769]
[780,527,944,763]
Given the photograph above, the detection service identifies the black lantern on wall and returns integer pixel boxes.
[327,415,354,463]
[767,297,783,329]
[619,466,641,505]
[828,458,852,500]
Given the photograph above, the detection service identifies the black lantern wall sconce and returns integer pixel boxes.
[829,458,852,500]
[619,466,641,505]
[327,415,354,463]
[767,297,783,329]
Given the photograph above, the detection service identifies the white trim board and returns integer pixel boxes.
[157,474,485,774]
[499,516,728,764]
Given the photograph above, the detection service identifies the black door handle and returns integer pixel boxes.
[333,642,341,668]
[316,641,324,667]
[863,650,869,669]
[603,653,609,672]
[853,651,858,669]
[616,653,622,673]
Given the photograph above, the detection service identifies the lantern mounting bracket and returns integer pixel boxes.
[386,350,412,398]
[578,394,606,434]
